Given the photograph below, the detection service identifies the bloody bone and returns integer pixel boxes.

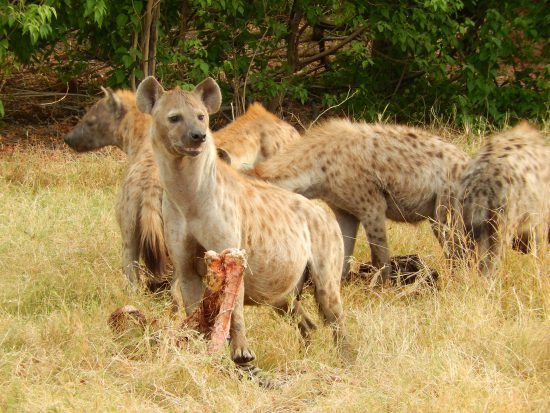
[183,248,247,354]
[109,249,246,354]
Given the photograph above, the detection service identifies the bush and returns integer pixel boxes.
[1,0,547,126]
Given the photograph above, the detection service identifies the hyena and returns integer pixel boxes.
[254,119,470,280]
[64,89,300,290]
[64,88,168,289]
[136,76,348,363]
[214,102,301,170]
[455,121,549,275]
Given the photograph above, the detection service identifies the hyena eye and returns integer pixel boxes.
[168,114,182,123]
[198,114,205,121]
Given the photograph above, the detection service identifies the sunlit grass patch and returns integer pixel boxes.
[0,139,549,412]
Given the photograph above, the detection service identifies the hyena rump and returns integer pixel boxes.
[64,88,300,290]
[254,119,470,280]
[136,76,348,363]
[455,121,549,275]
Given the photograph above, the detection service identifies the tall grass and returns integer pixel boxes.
[0,139,548,412]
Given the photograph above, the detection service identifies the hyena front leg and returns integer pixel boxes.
[162,195,204,314]
[206,234,254,364]
[330,205,360,280]
[476,225,501,276]
[431,193,453,257]
[121,227,140,286]
[229,281,256,363]
[118,191,141,287]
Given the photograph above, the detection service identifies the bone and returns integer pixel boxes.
[109,249,247,354]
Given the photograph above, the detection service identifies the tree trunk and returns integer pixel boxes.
[286,1,302,72]
[140,0,161,80]
[179,0,191,41]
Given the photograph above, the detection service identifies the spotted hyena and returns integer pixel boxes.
[254,119,470,280]
[455,121,549,275]
[136,76,348,363]
[65,88,168,289]
[64,88,300,290]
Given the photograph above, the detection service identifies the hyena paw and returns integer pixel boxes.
[231,339,256,364]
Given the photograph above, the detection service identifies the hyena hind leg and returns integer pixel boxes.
[361,207,391,282]
[512,230,533,254]
[275,299,318,343]
[330,205,360,280]
[512,225,547,255]
[307,259,351,359]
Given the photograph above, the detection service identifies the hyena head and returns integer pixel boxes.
[64,87,126,152]
[136,76,221,157]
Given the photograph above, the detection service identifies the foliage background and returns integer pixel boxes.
[0,0,548,125]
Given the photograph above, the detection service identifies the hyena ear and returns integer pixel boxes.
[101,86,123,115]
[194,77,222,115]
[216,147,232,165]
[136,76,165,114]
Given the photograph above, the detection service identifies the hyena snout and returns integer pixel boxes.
[64,129,85,151]
[189,130,207,144]
[172,129,207,156]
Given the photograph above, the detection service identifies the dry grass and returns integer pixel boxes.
[1,137,549,412]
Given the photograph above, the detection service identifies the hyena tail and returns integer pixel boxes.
[139,196,169,279]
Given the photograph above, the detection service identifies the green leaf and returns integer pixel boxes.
[199,61,209,75]
[116,14,128,28]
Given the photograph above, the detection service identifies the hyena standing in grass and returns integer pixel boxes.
[254,119,470,281]
[64,88,300,291]
[455,121,549,275]
[136,76,348,363]
[65,89,168,290]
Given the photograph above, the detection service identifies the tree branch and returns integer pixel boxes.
[297,25,367,69]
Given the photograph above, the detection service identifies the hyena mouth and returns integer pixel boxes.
[183,148,202,156]
[66,141,94,153]
[173,146,202,157]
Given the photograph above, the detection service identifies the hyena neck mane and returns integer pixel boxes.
[114,91,152,159]
[136,75,232,212]
[154,135,230,210]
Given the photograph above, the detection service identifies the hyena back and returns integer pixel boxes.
[456,121,550,275]
[136,76,348,363]
[254,119,470,280]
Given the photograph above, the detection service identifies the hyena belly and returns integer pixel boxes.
[384,191,438,223]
